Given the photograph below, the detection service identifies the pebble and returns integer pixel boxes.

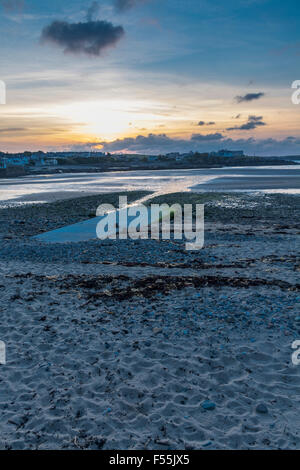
[201,400,216,411]
[153,328,162,334]
[256,403,268,414]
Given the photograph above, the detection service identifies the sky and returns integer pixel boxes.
[0,0,300,155]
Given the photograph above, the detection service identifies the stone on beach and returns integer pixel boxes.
[256,403,269,414]
[201,400,216,411]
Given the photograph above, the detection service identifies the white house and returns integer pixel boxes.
[44,158,58,166]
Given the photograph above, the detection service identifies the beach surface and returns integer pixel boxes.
[1,165,299,207]
[0,191,299,450]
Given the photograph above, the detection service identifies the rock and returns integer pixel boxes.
[201,400,216,411]
[153,327,162,335]
[256,403,268,414]
[202,441,212,447]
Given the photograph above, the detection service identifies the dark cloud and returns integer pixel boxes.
[68,133,300,156]
[101,133,185,153]
[86,1,100,22]
[248,115,263,122]
[227,115,266,131]
[96,132,225,154]
[235,92,265,103]
[191,133,223,141]
[237,121,265,130]
[197,121,215,126]
[0,127,26,133]
[114,0,147,12]
[40,19,125,57]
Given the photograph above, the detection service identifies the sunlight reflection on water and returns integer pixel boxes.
[0,166,299,206]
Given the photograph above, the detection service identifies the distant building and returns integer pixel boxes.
[30,154,45,166]
[166,152,180,158]
[0,158,7,169]
[210,149,244,157]
[44,158,58,166]
[0,152,50,168]
[51,151,105,159]
[5,155,30,166]
[182,152,194,158]
[148,155,159,162]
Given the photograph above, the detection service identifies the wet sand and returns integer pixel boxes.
[0,166,299,206]
[195,176,300,191]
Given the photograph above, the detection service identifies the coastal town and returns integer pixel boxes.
[0,149,295,177]
[0,149,244,169]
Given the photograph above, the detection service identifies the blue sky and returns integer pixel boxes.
[0,0,300,155]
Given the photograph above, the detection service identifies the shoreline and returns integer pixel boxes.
[1,165,300,208]
[0,157,298,180]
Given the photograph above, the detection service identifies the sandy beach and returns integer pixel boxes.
[0,191,299,450]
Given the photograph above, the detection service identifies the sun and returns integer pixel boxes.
[54,100,132,140]
[53,98,178,141]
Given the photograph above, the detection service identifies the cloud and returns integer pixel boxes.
[40,19,125,57]
[95,132,226,154]
[86,1,100,22]
[114,0,147,12]
[197,121,215,126]
[235,92,265,103]
[227,115,266,131]
[0,0,23,12]
[248,115,263,122]
[68,133,300,156]
[0,127,26,133]
[191,133,223,141]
